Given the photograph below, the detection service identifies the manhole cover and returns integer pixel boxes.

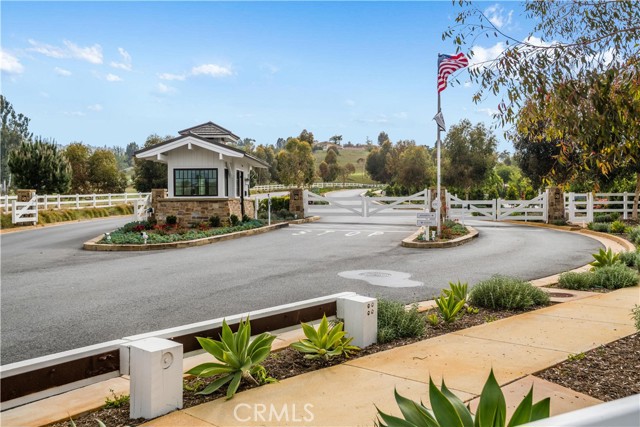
[338,270,423,288]
[547,292,574,298]
[361,272,392,278]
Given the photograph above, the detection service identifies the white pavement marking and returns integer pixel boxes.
[345,231,360,237]
[316,231,335,236]
[338,270,423,288]
[292,231,309,236]
[368,232,384,237]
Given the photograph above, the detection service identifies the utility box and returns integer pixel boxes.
[337,295,377,348]
[129,338,183,419]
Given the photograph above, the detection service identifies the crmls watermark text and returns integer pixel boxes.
[233,403,315,423]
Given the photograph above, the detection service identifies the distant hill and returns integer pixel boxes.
[312,147,375,184]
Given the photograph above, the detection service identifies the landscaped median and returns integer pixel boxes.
[83,216,320,251]
[401,225,478,248]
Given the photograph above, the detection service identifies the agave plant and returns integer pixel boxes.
[435,292,466,323]
[590,247,621,269]
[441,280,469,304]
[376,369,550,427]
[290,314,360,360]
[185,317,276,399]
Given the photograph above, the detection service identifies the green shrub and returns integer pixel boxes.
[587,222,611,232]
[290,314,359,360]
[376,369,550,427]
[628,226,640,245]
[209,215,221,227]
[258,196,289,214]
[590,247,621,269]
[377,299,425,343]
[469,276,550,310]
[242,214,250,223]
[593,212,620,223]
[619,251,640,268]
[632,305,640,331]
[185,318,276,399]
[609,220,627,234]
[592,264,639,289]
[229,214,239,226]
[166,215,177,225]
[557,272,596,290]
[441,280,469,303]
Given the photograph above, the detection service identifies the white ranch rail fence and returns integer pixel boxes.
[304,189,430,218]
[565,192,635,223]
[251,182,382,192]
[447,191,548,222]
[1,192,151,214]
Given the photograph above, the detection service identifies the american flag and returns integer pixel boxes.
[437,53,469,93]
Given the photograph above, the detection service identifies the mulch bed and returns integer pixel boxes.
[48,307,638,427]
[535,332,640,402]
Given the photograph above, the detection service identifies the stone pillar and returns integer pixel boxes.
[16,189,36,202]
[546,186,565,222]
[289,188,305,219]
[150,189,167,221]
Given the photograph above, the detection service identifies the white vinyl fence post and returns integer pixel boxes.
[57,195,61,209]
[76,195,80,209]
[108,194,112,207]
[129,338,183,420]
[92,194,97,207]
[337,295,377,348]
[623,192,628,220]
[43,195,48,210]
[4,195,8,214]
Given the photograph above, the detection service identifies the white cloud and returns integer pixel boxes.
[484,4,513,29]
[393,112,408,119]
[87,104,103,112]
[64,111,86,117]
[356,114,389,125]
[469,41,506,69]
[106,73,122,82]
[261,63,279,74]
[191,64,233,77]
[28,39,103,64]
[110,47,132,71]
[463,81,472,88]
[54,67,72,76]
[345,99,356,107]
[63,40,102,64]
[477,107,499,117]
[27,39,66,58]
[157,83,176,94]
[1,49,24,74]
[158,72,187,81]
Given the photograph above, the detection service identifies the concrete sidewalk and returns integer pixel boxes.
[141,286,639,427]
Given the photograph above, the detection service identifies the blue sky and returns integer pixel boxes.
[1,1,527,152]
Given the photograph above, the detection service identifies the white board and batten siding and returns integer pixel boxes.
[166,145,251,198]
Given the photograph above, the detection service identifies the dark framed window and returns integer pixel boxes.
[174,169,218,196]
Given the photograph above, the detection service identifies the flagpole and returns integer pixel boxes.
[436,87,442,237]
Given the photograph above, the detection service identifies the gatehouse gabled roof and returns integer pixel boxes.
[178,121,240,142]
[134,132,268,168]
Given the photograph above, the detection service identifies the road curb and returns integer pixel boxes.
[401,226,478,248]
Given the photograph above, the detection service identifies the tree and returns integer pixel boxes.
[254,145,277,184]
[446,1,640,215]
[329,135,343,146]
[396,146,435,193]
[1,95,33,191]
[377,131,389,145]
[357,157,366,178]
[365,140,393,183]
[446,0,640,128]
[89,149,127,193]
[442,120,497,199]
[337,163,356,185]
[125,142,139,167]
[64,142,92,193]
[276,138,315,187]
[236,138,256,153]
[133,134,169,192]
[298,129,315,146]
[8,138,71,194]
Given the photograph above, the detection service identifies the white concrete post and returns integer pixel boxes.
[336,295,377,348]
[623,192,628,220]
[129,338,183,420]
